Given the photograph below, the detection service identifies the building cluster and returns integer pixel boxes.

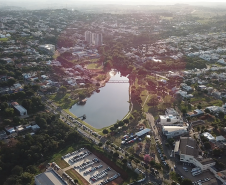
[85,31,103,46]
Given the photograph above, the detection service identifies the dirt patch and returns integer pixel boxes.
[106,177,124,185]
[91,150,128,180]
[66,168,89,185]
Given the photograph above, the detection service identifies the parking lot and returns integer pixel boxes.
[175,163,220,185]
[63,148,120,185]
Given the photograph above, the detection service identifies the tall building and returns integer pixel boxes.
[91,32,96,45]
[95,33,103,46]
[85,31,92,43]
[84,31,102,46]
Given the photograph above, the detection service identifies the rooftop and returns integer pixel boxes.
[35,169,66,185]
[135,128,151,137]
[195,157,215,165]
[179,137,199,157]
[163,126,187,132]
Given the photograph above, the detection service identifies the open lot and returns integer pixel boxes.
[63,148,121,185]
[175,163,220,185]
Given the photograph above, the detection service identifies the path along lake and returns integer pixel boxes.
[69,71,130,129]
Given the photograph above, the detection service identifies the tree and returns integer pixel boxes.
[123,119,129,124]
[144,154,151,163]
[204,142,211,150]
[114,123,118,129]
[22,99,32,110]
[74,179,78,183]
[181,108,187,115]
[98,142,103,147]
[197,105,202,109]
[148,95,159,106]
[102,129,108,134]
[11,165,23,176]
[118,121,124,127]
[20,172,33,184]
[204,108,210,114]
[78,93,86,100]
[113,152,119,158]
[122,158,127,165]
[59,86,67,94]
[110,127,115,131]
[181,179,193,185]
[4,108,14,117]
[38,118,47,128]
[218,111,224,119]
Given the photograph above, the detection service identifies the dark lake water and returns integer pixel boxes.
[69,71,130,129]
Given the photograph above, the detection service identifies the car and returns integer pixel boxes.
[183,167,187,170]
[174,165,176,168]
[184,169,188,172]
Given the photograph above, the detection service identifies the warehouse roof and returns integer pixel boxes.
[135,128,151,137]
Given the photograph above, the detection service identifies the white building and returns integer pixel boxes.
[202,132,215,141]
[162,126,188,138]
[158,115,182,125]
[175,137,216,171]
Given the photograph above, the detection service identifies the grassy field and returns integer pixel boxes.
[0,37,8,41]
[66,169,89,185]
[87,63,103,69]
[49,93,78,109]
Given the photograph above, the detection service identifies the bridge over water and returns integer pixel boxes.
[106,80,129,83]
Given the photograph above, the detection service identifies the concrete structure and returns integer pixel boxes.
[175,137,216,171]
[11,102,27,116]
[35,168,67,185]
[158,115,182,125]
[162,126,188,138]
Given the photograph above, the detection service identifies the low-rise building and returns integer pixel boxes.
[11,102,27,116]
[158,115,182,125]
[35,168,67,185]
[162,126,188,138]
[175,137,215,171]
[187,109,204,117]
[202,132,215,141]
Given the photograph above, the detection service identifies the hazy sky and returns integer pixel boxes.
[1,0,226,9]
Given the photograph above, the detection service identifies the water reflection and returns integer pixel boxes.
[69,71,130,129]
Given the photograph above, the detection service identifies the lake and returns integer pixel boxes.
[69,70,130,129]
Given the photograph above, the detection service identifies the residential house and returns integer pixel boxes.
[11,102,27,116]
[206,106,223,114]
[202,132,215,142]
[187,109,204,117]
